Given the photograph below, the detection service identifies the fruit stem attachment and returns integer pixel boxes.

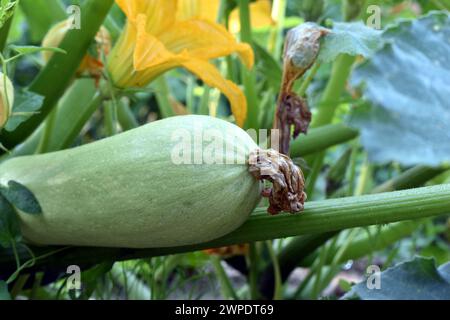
[249,149,307,215]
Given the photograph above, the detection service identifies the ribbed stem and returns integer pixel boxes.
[1,184,449,272]
[290,124,358,158]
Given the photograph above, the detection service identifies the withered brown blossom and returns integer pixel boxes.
[275,23,329,155]
[249,149,307,215]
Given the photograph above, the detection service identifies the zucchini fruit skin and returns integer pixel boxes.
[0,115,261,248]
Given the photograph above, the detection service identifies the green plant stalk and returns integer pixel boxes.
[0,0,114,150]
[310,239,331,299]
[198,86,211,115]
[345,141,359,196]
[298,63,321,97]
[2,184,450,271]
[306,54,356,195]
[265,241,282,300]
[311,55,355,128]
[117,99,138,131]
[36,108,58,154]
[247,242,260,299]
[259,231,336,297]
[103,100,117,136]
[290,123,358,158]
[354,154,371,196]
[238,0,259,130]
[373,166,446,193]
[314,229,357,297]
[153,76,175,118]
[211,255,239,300]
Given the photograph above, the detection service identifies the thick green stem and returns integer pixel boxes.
[290,124,358,158]
[1,184,449,272]
[373,166,446,193]
[311,54,355,128]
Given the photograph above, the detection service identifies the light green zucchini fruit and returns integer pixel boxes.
[0,115,262,248]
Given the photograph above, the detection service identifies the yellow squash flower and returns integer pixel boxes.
[108,0,255,127]
[177,0,275,34]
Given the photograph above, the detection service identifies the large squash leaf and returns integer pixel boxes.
[345,257,450,300]
[318,21,382,63]
[350,12,450,166]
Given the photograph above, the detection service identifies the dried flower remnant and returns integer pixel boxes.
[276,23,329,155]
[249,149,306,215]
[204,244,249,258]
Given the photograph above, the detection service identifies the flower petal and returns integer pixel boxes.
[115,0,177,35]
[133,14,176,70]
[181,58,247,127]
[159,19,254,69]
[177,0,220,21]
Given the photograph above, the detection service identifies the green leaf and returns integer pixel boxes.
[253,43,282,92]
[19,0,66,43]
[344,257,450,300]
[349,12,450,166]
[77,262,114,300]
[0,0,17,29]
[0,281,11,300]
[10,45,66,55]
[0,181,42,214]
[318,21,382,63]
[0,193,21,248]
[4,90,44,132]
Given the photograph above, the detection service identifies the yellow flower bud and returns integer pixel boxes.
[0,72,14,129]
[42,19,111,77]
